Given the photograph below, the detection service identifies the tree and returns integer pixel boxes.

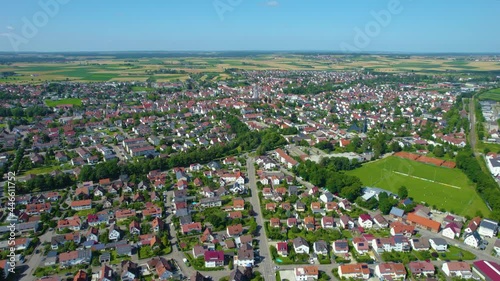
[433,145,444,157]
[398,186,408,199]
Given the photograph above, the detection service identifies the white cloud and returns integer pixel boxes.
[265,1,279,7]
[6,25,14,31]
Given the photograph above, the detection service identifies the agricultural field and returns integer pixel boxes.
[478,88,500,101]
[346,156,490,217]
[1,54,499,84]
[45,98,82,107]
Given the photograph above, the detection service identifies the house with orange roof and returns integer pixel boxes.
[406,212,441,233]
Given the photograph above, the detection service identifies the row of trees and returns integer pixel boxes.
[456,149,500,220]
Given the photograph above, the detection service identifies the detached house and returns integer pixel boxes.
[442,262,472,279]
[375,263,407,280]
[204,251,224,268]
[358,214,373,228]
[293,237,309,254]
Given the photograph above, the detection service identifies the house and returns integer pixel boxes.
[442,222,462,239]
[0,260,10,279]
[70,199,92,211]
[319,192,334,203]
[233,198,245,211]
[464,217,482,234]
[358,214,373,228]
[463,232,482,248]
[313,240,328,255]
[390,221,415,237]
[193,245,206,258]
[152,217,164,232]
[408,261,435,277]
[116,244,133,256]
[303,216,315,231]
[389,207,405,220]
[333,240,349,254]
[338,263,370,280]
[229,268,248,281]
[74,270,87,281]
[276,242,288,257]
[478,219,498,238]
[293,237,309,254]
[121,260,139,281]
[287,217,297,228]
[472,260,500,281]
[147,257,174,280]
[57,216,81,231]
[339,215,354,229]
[99,265,114,281]
[321,216,335,229]
[182,222,202,234]
[410,238,430,251]
[373,214,388,228]
[204,251,224,268]
[108,224,121,241]
[129,221,140,235]
[58,249,92,267]
[274,148,298,168]
[406,212,441,233]
[44,251,58,266]
[294,266,319,281]
[234,244,254,267]
[270,218,280,228]
[353,237,370,254]
[26,202,52,215]
[442,261,472,279]
[494,239,500,256]
[429,238,448,251]
[227,224,243,237]
[374,263,407,280]
[372,236,410,253]
[200,197,222,208]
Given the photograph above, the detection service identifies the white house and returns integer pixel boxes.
[313,241,328,255]
[429,238,448,251]
[358,214,373,229]
[442,223,461,239]
[293,237,310,254]
[463,232,482,248]
[108,224,121,241]
[478,219,498,238]
[442,262,472,279]
[294,266,319,281]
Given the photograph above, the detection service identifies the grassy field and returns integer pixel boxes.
[346,156,490,217]
[478,88,500,101]
[45,98,82,107]
[1,55,499,84]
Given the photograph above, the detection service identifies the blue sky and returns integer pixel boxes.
[0,0,499,53]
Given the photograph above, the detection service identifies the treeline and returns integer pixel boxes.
[145,69,187,75]
[13,173,74,194]
[283,83,341,95]
[456,149,500,220]
[293,159,363,201]
[0,105,52,118]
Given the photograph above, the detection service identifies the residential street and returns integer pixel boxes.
[247,157,276,281]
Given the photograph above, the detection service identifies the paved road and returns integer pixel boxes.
[247,157,275,281]
[20,229,55,281]
[469,97,479,155]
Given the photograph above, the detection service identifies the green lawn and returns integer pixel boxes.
[440,245,476,260]
[346,156,490,217]
[478,88,500,101]
[21,165,61,175]
[45,98,82,107]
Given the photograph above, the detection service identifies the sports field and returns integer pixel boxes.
[478,88,500,101]
[45,98,82,107]
[346,156,490,217]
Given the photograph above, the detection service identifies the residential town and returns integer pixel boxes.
[0,65,500,281]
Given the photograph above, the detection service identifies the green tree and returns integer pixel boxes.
[433,145,445,157]
[398,186,408,199]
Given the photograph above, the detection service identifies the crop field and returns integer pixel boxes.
[45,98,82,107]
[478,88,500,101]
[1,55,499,84]
[346,156,490,217]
